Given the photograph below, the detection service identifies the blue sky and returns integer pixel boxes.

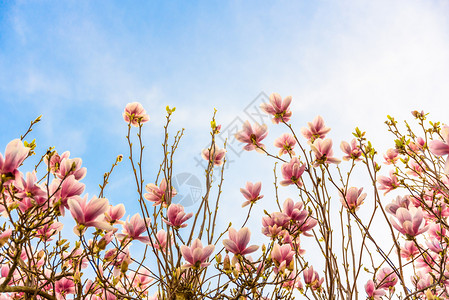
[1,0,449,292]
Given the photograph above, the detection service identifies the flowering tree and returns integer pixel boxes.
[0,96,448,299]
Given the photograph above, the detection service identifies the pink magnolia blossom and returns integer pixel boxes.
[385,195,411,215]
[389,206,428,238]
[144,179,177,207]
[311,138,341,166]
[163,204,193,229]
[15,171,47,211]
[400,241,419,260]
[0,229,12,247]
[123,102,150,127]
[340,139,362,161]
[152,229,171,252]
[429,125,449,172]
[271,243,295,274]
[274,133,296,156]
[262,213,287,238]
[301,116,331,142]
[365,279,386,300]
[339,187,366,212]
[68,195,113,236]
[303,266,324,290]
[376,267,398,290]
[240,181,263,207]
[130,268,153,291]
[223,227,259,256]
[104,203,126,225]
[118,213,151,244]
[280,157,306,186]
[36,220,63,241]
[55,277,76,300]
[201,143,226,166]
[234,121,268,153]
[58,156,86,180]
[377,170,399,195]
[427,223,447,241]
[282,198,307,223]
[383,148,399,165]
[180,239,215,269]
[0,139,29,177]
[260,93,292,124]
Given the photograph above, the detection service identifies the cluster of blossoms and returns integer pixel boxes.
[1,95,449,299]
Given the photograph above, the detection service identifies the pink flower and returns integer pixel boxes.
[400,241,419,260]
[15,171,47,211]
[377,170,399,195]
[68,195,113,236]
[144,179,177,207]
[260,93,292,124]
[262,212,288,238]
[0,229,12,247]
[58,155,86,180]
[389,206,429,238]
[280,157,306,186]
[201,143,226,166]
[385,195,411,215]
[55,277,76,300]
[271,243,295,274]
[118,213,151,244]
[163,204,193,229]
[223,227,259,256]
[282,198,307,223]
[303,266,324,290]
[311,138,341,166]
[429,125,449,172]
[339,187,366,212]
[123,102,150,127]
[383,148,399,165]
[340,139,362,161]
[301,116,331,142]
[274,133,296,156]
[152,229,171,252]
[0,139,29,176]
[104,204,126,225]
[235,121,268,153]
[240,181,263,207]
[376,267,398,290]
[181,239,214,269]
[365,279,385,300]
[36,219,63,241]
[130,268,153,291]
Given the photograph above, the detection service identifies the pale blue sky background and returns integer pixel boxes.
[1,0,449,293]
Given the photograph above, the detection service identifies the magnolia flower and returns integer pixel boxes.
[303,266,324,290]
[123,102,150,127]
[429,125,449,172]
[235,121,268,153]
[68,195,113,236]
[240,181,263,207]
[365,279,386,300]
[376,267,398,290]
[163,204,193,229]
[271,243,295,273]
[153,229,171,252]
[301,116,331,142]
[144,179,177,207]
[311,138,341,166]
[223,227,259,256]
[282,198,307,223]
[36,220,63,242]
[0,229,12,247]
[201,143,226,166]
[383,148,399,165]
[55,277,76,300]
[377,170,399,195]
[130,268,153,291]
[340,139,362,161]
[339,187,366,212]
[104,204,126,225]
[181,239,214,269]
[117,213,151,243]
[260,93,292,124]
[0,139,29,177]
[274,133,296,156]
[400,241,419,260]
[58,156,86,180]
[390,206,428,238]
[280,157,306,186]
